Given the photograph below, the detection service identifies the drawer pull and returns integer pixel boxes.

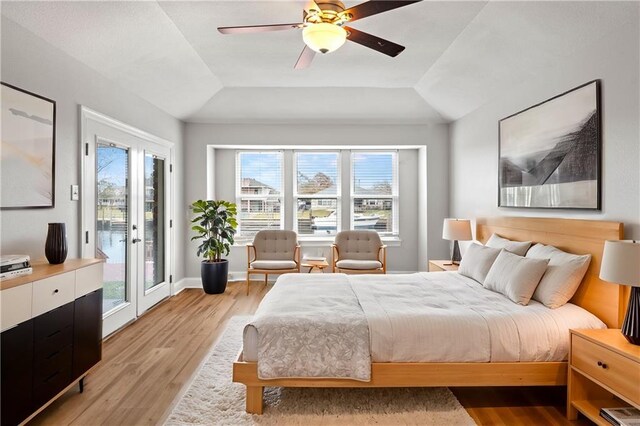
[53,289,59,294]
[46,350,60,360]
[597,361,608,369]
[47,329,62,338]
[44,371,60,383]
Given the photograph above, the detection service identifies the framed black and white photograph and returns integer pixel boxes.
[1,82,56,209]
[498,80,601,210]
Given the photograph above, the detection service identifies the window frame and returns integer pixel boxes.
[293,150,342,239]
[350,150,399,237]
[235,150,285,239]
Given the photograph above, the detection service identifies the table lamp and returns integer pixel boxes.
[599,240,640,345]
[442,219,472,265]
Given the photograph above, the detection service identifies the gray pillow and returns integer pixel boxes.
[485,233,532,256]
[484,250,549,305]
[458,243,501,284]
[526,243,592,308]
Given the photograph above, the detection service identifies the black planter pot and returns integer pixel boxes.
[201,260,229,294]
[45,223,68,265]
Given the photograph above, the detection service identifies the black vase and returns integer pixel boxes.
[45,223,68,264]
[201,260,229,294]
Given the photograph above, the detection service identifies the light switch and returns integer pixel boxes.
[71,184,79,201]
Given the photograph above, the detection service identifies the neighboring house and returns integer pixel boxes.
[241,178,280,213]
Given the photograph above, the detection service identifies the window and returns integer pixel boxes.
[294,152,340,236]
[236,152,283,237]
[351,152,398,236]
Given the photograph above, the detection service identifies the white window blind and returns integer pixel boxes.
[294,152,340,236]
[236,151,283,237]
[351,151,398,235]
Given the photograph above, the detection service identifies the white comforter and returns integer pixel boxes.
[244,272,606,380]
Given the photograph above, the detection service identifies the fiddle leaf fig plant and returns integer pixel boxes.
[191,200,238,263]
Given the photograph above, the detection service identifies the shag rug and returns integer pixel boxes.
[165,316,476,425]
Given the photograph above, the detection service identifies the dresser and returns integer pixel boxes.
[567,329,640,424]
[0,259,103,426]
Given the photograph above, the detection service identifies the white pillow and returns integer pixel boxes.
[484,250,549,305]
[485,233,532,256]
[526,243,592,308]
[458,243,501,284]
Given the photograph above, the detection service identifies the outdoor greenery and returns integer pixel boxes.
[191,200,238,263]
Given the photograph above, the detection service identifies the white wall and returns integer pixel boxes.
[184,123,450,278]
[450,19,640,240]
[0,18,187,280]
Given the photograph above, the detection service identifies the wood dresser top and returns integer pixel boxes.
[0,258,103,291]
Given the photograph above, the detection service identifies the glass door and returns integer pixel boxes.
[137,149,170,314]
[95,141,137,335]
[82,109,173,337]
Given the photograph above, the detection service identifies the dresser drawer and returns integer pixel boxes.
[75,263,103,298]
[33,363,72,407]
[34,302,74,343]
[572,335,640,405]
[35,323,73,359]
[32,271,75,317]
[34,344,72,383]
[1,283,33,332]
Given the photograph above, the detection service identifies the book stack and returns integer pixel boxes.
[600,407,640,426]
[0,255,32,280]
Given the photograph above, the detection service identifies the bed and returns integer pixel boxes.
[233,217,627,414]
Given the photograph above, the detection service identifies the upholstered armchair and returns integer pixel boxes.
[331,230,386,274]
[246,230,300,295]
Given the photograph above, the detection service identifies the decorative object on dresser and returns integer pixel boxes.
[191,199,238,294]
[599,240,640,345]
[428,260,459,272]
[0,254,32,279]
[1,82,56,209]
[0,259,103,426]
[45,222,68,264]
[567,329,640,424]
[499,80,601,210]
[442,218,472,265]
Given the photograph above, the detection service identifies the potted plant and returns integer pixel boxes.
[191,200,237,294]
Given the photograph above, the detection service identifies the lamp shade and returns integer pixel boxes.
[442,219,472,241]
[599,240,640,286]
[302,23,347,54]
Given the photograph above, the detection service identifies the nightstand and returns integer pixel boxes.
[428,260,459,272]
[567,329,640,424]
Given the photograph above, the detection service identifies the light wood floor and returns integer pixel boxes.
[29,282,589,426]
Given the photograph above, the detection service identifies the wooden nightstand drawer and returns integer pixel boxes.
[572,335,640,405]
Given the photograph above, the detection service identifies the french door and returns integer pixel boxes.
[82,109,173,337]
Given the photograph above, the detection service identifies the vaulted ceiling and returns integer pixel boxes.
[2,1,636,124]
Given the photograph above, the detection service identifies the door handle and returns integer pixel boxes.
[132,238,142,244]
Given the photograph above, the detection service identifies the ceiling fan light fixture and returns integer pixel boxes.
[302,23,346,54]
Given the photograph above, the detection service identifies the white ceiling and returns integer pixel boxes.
[1,1,637,123]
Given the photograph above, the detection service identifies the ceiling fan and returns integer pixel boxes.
[218,0,422,69]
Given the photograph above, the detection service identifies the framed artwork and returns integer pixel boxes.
[1,82,56,209]
[498,80,601,210]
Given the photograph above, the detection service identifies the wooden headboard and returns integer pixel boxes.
[476,217,625,328]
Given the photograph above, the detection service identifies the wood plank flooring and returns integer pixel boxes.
[29,282,589,425]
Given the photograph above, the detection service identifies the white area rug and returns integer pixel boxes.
[165,316,476,425]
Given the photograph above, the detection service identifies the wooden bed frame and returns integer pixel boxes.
[233,217,625,414]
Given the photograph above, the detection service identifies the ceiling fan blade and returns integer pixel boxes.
[218,23,302,34]
[294,45,316,69]
[304,0,322,14]
[342,0,422,23]
[344,26,405,57]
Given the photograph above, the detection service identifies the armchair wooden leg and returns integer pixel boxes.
[245,386,264,414]
[246,273,250,295]
[264,274,268,285]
